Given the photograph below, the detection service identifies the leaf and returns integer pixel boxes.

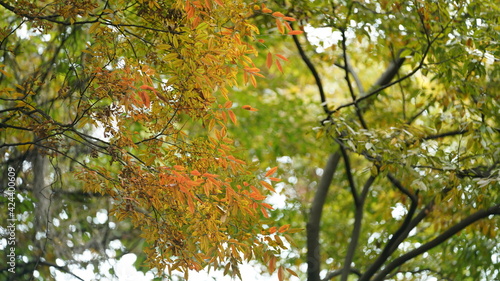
[265,166,278,177]
[276,59,283,73]
[268,226,277,234]
[282,16,296,21]
[288,30,304,35]
[286,268,299,277]
[276,19,284,34]
[272,12,284,17]
[138,91,150,108]
[269,255,277,273]
[275,54,288,61]
[260,180,275,192]
[266,52,273,69]
[228,110,237,125]
[278,224,290,233]
[278,266,284,281]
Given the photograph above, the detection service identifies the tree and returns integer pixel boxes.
[0,1,302,280]
[228,0,499,280]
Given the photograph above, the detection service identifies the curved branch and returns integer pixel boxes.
[291,30,329,114]
[340,175,376,281]
[359,173,418,281]
[323,267,362,281]
[307,152,341,281]
[371,204,500,281]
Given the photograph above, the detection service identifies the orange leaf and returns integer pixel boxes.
[261,206,269,218]
[276,59,283,73]
[265,166,278,177]
[268,226,277,234]
[261,203,274,210]
[268,177,281,182]
[260,180,276,192]
[224,100,233,108]
[242,105,259,111]
[272,11,284,17]
[288,30,304,35]
[138,91,150,108]
[244,67,261,73]
[283,16,296,21]
[140,84,155,91]
[278,224,290,233]
[276,18,284,34]
[262,8,272,13]
[266,52,273,69]
[275,54,288,61]
[191,170,201,176]
[228,110,237,125]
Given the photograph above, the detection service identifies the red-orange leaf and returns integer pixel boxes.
[275,54,288,61]
[272,11,284,17]
[276,59,283,73]
[266,52,273,69]
[288,30,304,35]
[140,84,155,91]
[268,226,277,234]
[283,16,296,21]
[265,166,278,177]
[278,224,290,233]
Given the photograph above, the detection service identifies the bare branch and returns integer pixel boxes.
[371,204,500,281]
[340,176,376,281]
[307,152,341,281]
[291,28,329,115]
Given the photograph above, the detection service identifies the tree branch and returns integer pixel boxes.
[371,204,500,281]
[323,267,362,281]
[307,152,342,281]
[359,173,418,281]
[340,175,376,281]
[291,30,329,114]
